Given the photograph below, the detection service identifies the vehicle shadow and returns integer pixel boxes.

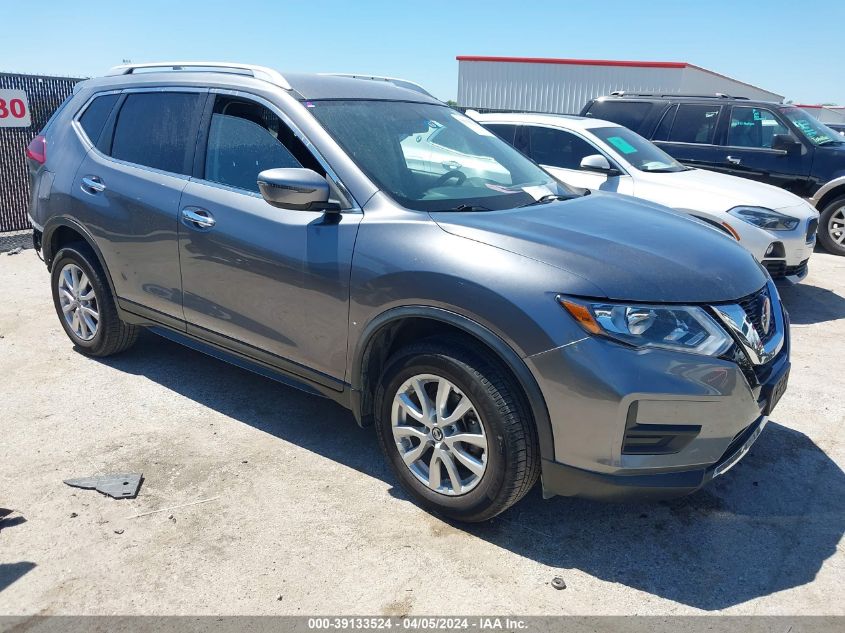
[777,281,845,325]
[93,333,844,611]
[0,562,36,593]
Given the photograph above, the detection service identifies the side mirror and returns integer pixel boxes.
[580,154,620,175]
[772,134,801,155]
[257,168,340,212]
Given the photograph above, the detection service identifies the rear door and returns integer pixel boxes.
[714,105,810,192]
[652,103,725,171]
[70,89,206,325]
[177,91,361,385]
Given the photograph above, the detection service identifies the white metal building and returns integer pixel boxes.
[793,104,845,124]
[456,56,784,114]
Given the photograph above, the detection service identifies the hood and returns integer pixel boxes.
[639,168,814,214]
[431,193,767,303]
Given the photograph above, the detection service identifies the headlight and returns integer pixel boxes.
[728,206,799,231]
[559,297,732,356]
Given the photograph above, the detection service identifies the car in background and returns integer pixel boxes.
[580,93,845,256]
[827,122,845,136]
[472,111,818,282]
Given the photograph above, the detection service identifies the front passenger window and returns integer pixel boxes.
[728,107,792,149]
[203,97,323,193]
[528,126,597,170]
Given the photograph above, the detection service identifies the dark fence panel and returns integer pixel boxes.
[0,73,83,232]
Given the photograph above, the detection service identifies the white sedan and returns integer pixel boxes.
[471,112,819,282]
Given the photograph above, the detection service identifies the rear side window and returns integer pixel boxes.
[78,94,119,145]
[527,126,598,170]
[666,104,722,144]
[110,92,202,174]
[583,101,652,132]
[652,105,677,141]
[483,123,518,144]
[203,96,323,193]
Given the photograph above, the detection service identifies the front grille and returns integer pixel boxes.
[806,218,818,243]
[785,259,809,277]
[762,260,786,278]
[737,286,776,345]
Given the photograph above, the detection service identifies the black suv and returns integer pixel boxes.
[581,93,845,255]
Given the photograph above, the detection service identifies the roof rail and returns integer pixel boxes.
[609,91,749,100]
[321,73,435,98]
[105,62,291,91]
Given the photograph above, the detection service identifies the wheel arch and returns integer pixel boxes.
[42,217,118,300]
[816,183,845,213]
[350,306,555,462]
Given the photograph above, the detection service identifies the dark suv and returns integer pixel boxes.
[26,63,789,521]
[581,93,845,255]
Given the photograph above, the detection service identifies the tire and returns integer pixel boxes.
[50,242,139,356]
[374,338,540,522]
[818,196,845,256]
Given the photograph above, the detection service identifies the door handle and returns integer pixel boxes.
[181,207,216,229]
[726,155,742,165]
[81,175,106,193]
[442,160,462,170]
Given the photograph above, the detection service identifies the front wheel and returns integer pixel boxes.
[375,339,540,522]
[818,196,845,256]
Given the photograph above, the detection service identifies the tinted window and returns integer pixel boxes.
[727,107,792,149]
[111,92,201,174]
[203,97,315,193]
[667,104,721,144]
[483,123,517,144]
[528,126,598,170]
[584,101,653,133]
[79,94,119,145]
[652,105,677,141]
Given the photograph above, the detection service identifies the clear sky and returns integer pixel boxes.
[3,0,842,105]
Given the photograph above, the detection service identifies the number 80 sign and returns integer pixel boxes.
[0,90,32,127]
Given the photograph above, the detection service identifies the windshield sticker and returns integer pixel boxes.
[451,112,494,136]
[485,183,520,194]
[792,119,833,144]
[606,136,638,155]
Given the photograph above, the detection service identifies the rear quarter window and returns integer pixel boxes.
[78,94,119,146]
[583,101,653,133]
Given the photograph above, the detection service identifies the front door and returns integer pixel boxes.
[525,125,634,194]
[714,105,810,194]
[178,93,361,384]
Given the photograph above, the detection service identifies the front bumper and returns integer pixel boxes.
[540,414,769,501]
[529,295,790,502]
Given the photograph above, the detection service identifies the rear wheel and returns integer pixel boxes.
[50,242,139,356]
[375,339,539,522]
[818,196,845,256]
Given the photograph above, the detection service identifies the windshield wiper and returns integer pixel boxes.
[443,204,494,212]
[519,194,571,208]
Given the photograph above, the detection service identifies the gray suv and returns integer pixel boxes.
[26,62,790,522]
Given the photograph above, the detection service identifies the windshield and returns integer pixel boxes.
[590,126,688,173]
[306,100,573,211]
[781,107,845,146]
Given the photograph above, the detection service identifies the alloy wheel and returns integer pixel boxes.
[57,263,99,341]
[829,205,845,246]
[390,373,488,496]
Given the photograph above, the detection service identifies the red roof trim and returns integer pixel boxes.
[792,104,823,108]
[455,55,688,69]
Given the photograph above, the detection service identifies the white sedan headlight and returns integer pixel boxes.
[729,206,800,231]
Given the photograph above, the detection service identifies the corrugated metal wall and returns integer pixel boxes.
[0,73,82,232]
[457,61,783,114]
